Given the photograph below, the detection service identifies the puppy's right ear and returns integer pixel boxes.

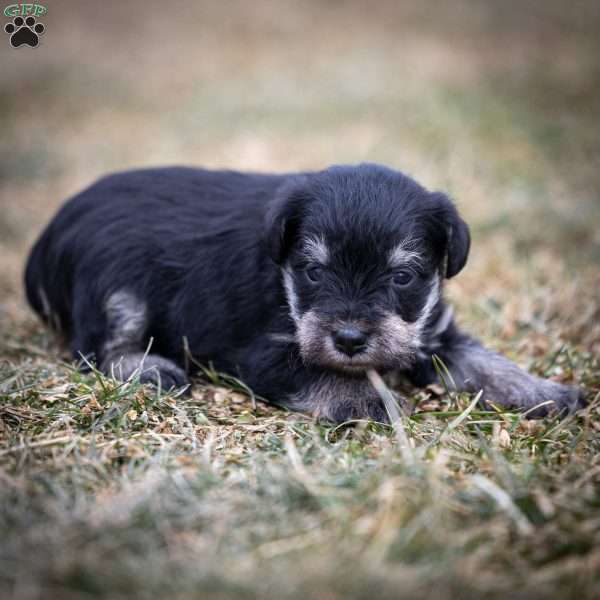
[264,176,310,264]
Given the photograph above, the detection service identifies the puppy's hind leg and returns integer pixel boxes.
[408,311,585,418]
[74,288,188,391]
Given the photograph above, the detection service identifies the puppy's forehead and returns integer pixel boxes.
[301,207,422,266]
[297,167,439,264]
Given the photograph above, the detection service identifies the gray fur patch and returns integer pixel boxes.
[267,332,297,344]
[282,268,301,324]
[430,304,454,338]
[38,286,61,332]
[377,277,439,358]
[103,290,147,357]
[413,276,441,337]
[288,374,388,423]
[377,312,419,358]
[388,236,423,268]
[300,236,329,265]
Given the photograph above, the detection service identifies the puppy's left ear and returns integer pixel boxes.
[264,176,311,264]
[431,192,471,278]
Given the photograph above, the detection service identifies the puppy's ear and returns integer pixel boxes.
[264,176,310,264]
[445,211,470,278]
[431,192,471,278]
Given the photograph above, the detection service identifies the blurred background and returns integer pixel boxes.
[1,0,599,354]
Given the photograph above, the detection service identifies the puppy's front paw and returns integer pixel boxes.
[449,344,586,419]
[519,380,585,418]
[484,373,585,418]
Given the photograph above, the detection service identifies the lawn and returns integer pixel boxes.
[1,1,599,598]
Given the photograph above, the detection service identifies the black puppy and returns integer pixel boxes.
[25,164,583,422]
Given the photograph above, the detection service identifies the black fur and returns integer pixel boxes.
[25,163,584,421]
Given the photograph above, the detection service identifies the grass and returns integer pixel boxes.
[1,1,599,598]
[1,353,599,599]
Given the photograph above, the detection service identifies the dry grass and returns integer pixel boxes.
[1,1,599,598]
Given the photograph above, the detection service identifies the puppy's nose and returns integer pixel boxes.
[333,327,368,357]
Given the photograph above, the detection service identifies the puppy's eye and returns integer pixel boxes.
[304,266,322,284]
[392,270,414,287]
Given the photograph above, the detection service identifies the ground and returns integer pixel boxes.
[0,1,599,598]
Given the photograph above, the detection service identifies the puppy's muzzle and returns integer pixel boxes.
[332,326,368,357]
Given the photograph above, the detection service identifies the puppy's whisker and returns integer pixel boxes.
[267,333,298,344]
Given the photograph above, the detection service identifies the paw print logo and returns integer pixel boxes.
[4,15,45,48]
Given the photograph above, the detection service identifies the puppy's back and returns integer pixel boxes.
[24,167,286,335]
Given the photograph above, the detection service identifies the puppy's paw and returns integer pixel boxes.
[484,374,585,418]
[138,356,189,391]
[101,352,189,391]
[519,380,585,418]
[288,374,392,424]
[449,345,586,419]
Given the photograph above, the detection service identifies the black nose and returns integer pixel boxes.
[333,327,368,357]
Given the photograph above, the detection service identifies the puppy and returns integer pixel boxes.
[25,164,584,422]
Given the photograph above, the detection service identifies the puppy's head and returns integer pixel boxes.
[265,164,470,374]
